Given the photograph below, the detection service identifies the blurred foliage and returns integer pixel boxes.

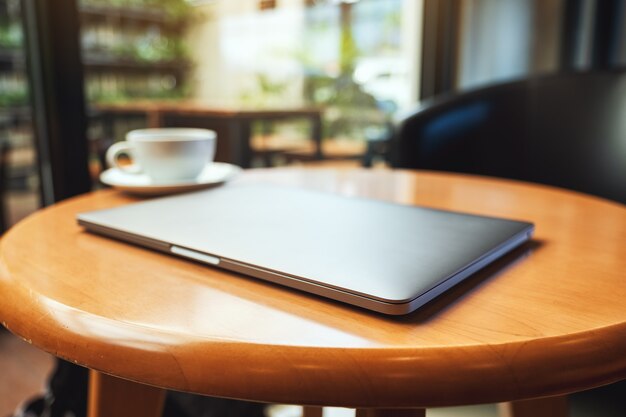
[240,73,289,107]
[0,89,28,108]
[304,74,381,139]
[298,2,384,140]
[147,0,192,20]
[0,22,22,49]
[339,21,358,75]
[86,73,189,104]
[109,33,189,62]
[257,73,288,97]
[89,87,187,104]
[79,0,192,20]
[78,0,193,103]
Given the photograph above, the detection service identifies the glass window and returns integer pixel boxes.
[80,0,421,172]
[0,0,41,229]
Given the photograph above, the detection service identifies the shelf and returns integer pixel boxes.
[82,53,189,72]
[1,50,187,73]
[0,49,25,71]
[0,107,31,123]
[2,3,191,102]
[79,4,183,26]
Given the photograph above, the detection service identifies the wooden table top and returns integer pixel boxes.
[1,168,626,408]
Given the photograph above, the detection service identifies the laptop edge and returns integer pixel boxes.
[77,218,533,315]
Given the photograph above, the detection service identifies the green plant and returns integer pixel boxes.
[295,1,385,140]
[145,0,192,20]
[0,22,22,49]
[240,73,290,107]
[0,89,28,107]
[304,74,380,139]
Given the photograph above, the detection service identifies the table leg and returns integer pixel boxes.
[355,408,426,417]
[147,110,163,128]
[303,406,324,417]
[498,396,568,417]
[229,119,253,168]
[311,113,323,160]
[87,370,166,417]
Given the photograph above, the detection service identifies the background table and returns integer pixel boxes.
[1,168,626,417]
[92,102,323,168]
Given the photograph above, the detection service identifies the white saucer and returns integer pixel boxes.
[100,162,242,196]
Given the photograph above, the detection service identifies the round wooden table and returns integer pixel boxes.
[1,168,626,417]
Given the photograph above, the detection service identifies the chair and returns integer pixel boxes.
[392,70,626,205]
[392,70,626,415]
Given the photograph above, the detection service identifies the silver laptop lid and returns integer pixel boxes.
[77,184,533,313]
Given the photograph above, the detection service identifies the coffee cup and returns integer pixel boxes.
[106,128,216,182]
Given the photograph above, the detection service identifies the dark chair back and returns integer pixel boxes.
[393,70,626,204]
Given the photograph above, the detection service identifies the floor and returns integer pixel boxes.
[0,330,55,417]
[5,190,40,227]
[270,385,626,417]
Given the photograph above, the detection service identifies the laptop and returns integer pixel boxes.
[77,184,534,315]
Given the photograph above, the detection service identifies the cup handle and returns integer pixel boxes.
[106,141,142,174]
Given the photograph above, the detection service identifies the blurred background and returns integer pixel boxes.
[1,1,626,416]
[1,0,623,230]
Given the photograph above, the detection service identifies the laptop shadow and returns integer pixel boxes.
[379,239,544,325]
[277,238,543,327]
[222,238,544,332]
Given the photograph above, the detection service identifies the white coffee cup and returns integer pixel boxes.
[106,128,216,182]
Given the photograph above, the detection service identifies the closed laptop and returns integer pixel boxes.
[77,184,533,315]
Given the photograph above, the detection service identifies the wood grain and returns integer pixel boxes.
[1,168,626,408]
